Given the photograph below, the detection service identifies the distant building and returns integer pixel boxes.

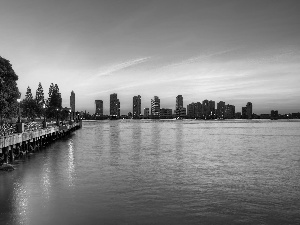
[242,107,247,119]
[271,110,278,120]
[175,95,185,118]
[216,101,225,119]
[110,93,120,118]
[225,104,235,119]
[292,112,300,119]
[128,112,133,118]
[187,103,196,118]
[70,90,75,112]
[202,99,209,119]
[235,112,242,119]
[208,100,216,119]
[144,108,149,118]
[133,95,141,119]
[95,100,103,116]
[246,102,252,119]
[260,114,270,119]
[151,96,160,118]
[241,102,252,119]
[160,108,173,119]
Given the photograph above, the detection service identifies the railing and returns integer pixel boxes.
[0,120,79,137]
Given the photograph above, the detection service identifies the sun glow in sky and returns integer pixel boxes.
[1,0,300,114]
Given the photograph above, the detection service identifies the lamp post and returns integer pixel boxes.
[43,103,46,128]
[17,98,21,123]
[56,108,59,126]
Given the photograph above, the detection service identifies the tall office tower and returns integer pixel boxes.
[271,110,278,120]
[194,102,202,118]
[225,104,235,119]
[95,100,103,116]
[110,93,120,117]
[208,100,216,119]
[151,96,160,118]
[202,99,209,119]
[216,101,226,119]
[144,108,149,118]
[246,102,252,119]
[187,103,196,118]
[175,95,183,118]
[133,95,141,119]
[70,90,75,112]
[242,107,247,119]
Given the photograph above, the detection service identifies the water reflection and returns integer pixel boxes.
[68,139,75,187]
[13,182,29,225]
[109,121,120,165]
[132,121,142,165]
[41,165,51,201]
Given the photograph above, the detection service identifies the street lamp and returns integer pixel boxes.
[69,109,71,121]
[17,98,21,123]
[43,103,46,128]
[56,108,59,125]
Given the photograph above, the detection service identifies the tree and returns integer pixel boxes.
[0,56,20,123]
[46,83,62,119]
[21,86,37,120]
[35,82,44,118]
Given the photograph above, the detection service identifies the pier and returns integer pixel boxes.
[0,121,82,168]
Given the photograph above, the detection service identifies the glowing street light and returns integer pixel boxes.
[17,98,21,123]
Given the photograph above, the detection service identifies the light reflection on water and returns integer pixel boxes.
[0,120,300,225]
[68,139,75,187]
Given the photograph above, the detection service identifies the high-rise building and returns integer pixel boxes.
[144,108,149,118]
[95,100,103,116]
[151,96,160,118]
[225,104,235,119]
[242,107,247,119]
[202,99,209,119]
[246,102,252,119]
[160,108,173,119]
[271,110,278,120]
[187,103,196,118]
[216,101,225,119]
[70,90,75,112]
[208,100,216,119]
[194,102,202,118]
[175,95,187,118]
[133,95,141,118]
[110,93,120,117]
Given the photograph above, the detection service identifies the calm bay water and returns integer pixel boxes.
[1,120,300,225]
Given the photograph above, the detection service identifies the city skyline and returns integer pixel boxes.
[1,0,300,114]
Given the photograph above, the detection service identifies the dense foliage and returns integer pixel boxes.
[0,56,20,123]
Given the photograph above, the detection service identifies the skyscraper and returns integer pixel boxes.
[95,100,103,116]
[175,95,185,118]
[110,93,120,118]
[246,102,252,119]
[133,95,141,119]
[242,102,252,119]
[225,104,235,119]
[70,90,75,112]
[144,108,149,118]
[151,96,160,118]
[216,101,225,119]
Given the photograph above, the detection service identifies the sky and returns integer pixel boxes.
[1,0,300,115]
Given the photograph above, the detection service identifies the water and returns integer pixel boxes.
[1,120,300,225]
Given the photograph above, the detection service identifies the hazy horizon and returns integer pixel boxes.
[1,0,300,114]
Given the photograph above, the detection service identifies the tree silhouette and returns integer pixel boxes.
[0,56,20,123]
[35,82,44,118]
[21,86,37,120]
[46,83,62,119]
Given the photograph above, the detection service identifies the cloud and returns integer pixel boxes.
[96,57,151,77]
[160,47,242,70]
